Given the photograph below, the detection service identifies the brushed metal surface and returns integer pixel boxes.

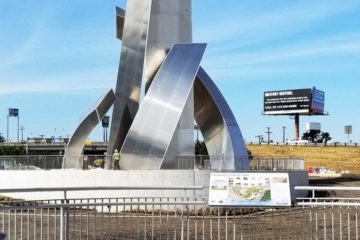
[63,89,116,169]
[195,67,249,170]
[144,0,192,92]
[120,43,206,170]
[107,0,152,169]
[75,0,249,171]
[145,0,194,169]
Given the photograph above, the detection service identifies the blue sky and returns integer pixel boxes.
[0,0,359,143]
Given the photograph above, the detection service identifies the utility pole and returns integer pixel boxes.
[194,124,199,142]
[265,127,272,144]
[282,126,286,143]
[20,126,25,141]
[255,135,263,144]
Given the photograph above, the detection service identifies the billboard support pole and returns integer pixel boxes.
[294,114,300,140]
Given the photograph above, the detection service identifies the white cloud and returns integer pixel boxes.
[0,67,116,95]
[195,0,360,50]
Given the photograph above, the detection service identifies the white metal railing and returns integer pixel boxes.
[0,186,204,240]
[295,186,360,200]
[1,185,360,239]
[295,186,360,240]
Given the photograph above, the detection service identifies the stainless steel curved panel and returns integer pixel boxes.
[145,0,194,169]
[107,0,152,169]
[195,67,249,170]
[120,43,206,170]
[63,89,116,169]
[116,7,126,40]
[145,0,192,92]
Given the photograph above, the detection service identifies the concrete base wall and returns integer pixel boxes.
[0,169,308,203]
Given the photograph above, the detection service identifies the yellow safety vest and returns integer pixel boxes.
[113,153,120,161]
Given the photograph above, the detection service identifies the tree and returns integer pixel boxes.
[0,135,5,143]
[320,132,331,146]
[301,131,320,143]
[195,140,208,156]
[195,140,209,169]
[302,131,332,145]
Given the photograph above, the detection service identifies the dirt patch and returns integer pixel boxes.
[247,145,360,173]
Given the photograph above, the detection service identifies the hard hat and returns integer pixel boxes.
[114,149,118,153]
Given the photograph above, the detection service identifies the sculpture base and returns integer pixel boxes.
[0,169,308,203]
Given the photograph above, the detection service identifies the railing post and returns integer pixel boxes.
[60,203,70,240]
[60,190,69,240]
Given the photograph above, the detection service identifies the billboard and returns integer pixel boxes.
[311,88,325,114]
[264,88,324,115]
[208,172,291,207]
[345,125,352,135]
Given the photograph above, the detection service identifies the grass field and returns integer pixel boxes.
[247,144,360,173]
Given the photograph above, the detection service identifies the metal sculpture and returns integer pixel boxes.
[65,0,249,170]
[120,43,206,170]
[63,90,116,168]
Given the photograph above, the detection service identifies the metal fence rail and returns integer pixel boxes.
[1,186,360,239]
[0,155,304,171]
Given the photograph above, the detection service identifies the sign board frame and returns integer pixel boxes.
[208,172,292,207]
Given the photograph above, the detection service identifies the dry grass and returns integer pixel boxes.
[247,145,360,173]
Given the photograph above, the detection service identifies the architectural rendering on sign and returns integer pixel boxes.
[64,0,249,170]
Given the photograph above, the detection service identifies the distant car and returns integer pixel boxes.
[308,167,320,174]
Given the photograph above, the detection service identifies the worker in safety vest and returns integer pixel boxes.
[94,159,100,168]
[113,149,120,170]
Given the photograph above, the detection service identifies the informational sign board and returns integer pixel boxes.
[8,108,19,117]
[345,125,352,135]
[264,88,324,115]
[208,172,291,207]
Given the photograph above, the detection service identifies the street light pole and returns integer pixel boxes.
[17,115,19,142]
[6,115,9,142]
[20,126,25,141]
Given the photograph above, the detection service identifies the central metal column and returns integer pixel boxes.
[107,0,153,169]
[145,0,194,168]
